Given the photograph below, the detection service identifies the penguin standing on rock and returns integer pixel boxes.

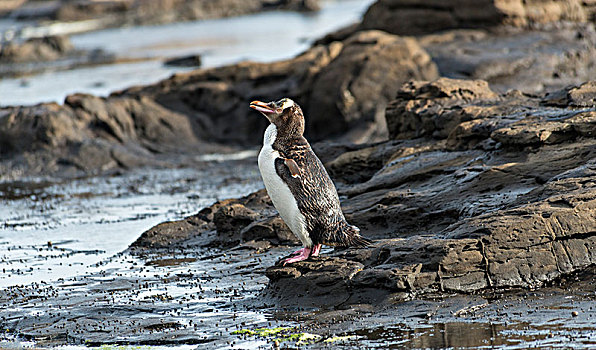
[250,98,371,265]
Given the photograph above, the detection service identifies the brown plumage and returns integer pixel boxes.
[250,98,371,253]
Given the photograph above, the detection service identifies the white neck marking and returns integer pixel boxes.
[263,123,277,146]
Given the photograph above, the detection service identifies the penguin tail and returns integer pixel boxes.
[341,224,372,248]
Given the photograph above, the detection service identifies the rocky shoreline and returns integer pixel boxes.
[1,0,596,347]
[3,0,319,30]
[130,78,596,305]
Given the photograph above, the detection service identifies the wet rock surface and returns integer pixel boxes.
[0,249,287,346]
[263,78,596,303]
[131,78,596,308]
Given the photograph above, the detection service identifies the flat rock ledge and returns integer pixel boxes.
[263,78,596,306]
[130,78,596,308]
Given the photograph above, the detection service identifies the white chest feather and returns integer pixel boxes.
[258,124,311,246]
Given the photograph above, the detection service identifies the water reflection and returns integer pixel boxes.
[350,322,596,349]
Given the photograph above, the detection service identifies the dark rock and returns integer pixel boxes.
[164,54,202,67]
[257,78,596,305]
[0,94,200,176]
[420,24,596,94]
[0,35,74,63]
[264,257,366,306]
[0,29,438,177]
[543,81,596,107]
[127,30,438,146]
[305,31,438,141]
[213,203,260,246]
[386,78,596,149]
[385,77,500,141]
[358,0,590,36]
[262,0,320,12]
[130,189,298,250]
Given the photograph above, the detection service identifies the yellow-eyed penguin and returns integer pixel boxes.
[249,98,370,265]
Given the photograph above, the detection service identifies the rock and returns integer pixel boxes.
[0,35,115,78]
[130,189,299,251]
[128,30,438,146]
[264,257,366,306]
[0,94,199,177]
[305,31,438,141]
[8,0,320,27]
[0,29,438,176]
[262,0,320,12]
[358,0,590,36]
[0,35,74,63]
[164,54,202,67]
[543,81,596,107]
[386,78,596,149]
[385,77,500,141]
[420,24,596,94]
[213,203,261,246]
[232,77,594,305]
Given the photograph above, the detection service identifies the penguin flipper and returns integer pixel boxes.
[284,158,301,178]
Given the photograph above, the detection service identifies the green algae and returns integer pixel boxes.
[231,326,294,337]
[323,335,357,343]
[232,327,328,345]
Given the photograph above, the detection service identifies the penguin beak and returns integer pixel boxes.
[250,100,276,115]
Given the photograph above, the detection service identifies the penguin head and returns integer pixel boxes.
[250,98,305,136]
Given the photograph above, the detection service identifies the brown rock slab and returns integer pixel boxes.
[0,35,74,63]
[265,257,365,306]
[260,78,596,306]
[358,0,590,36]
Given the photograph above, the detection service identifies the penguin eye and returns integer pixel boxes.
[275,108,283,113]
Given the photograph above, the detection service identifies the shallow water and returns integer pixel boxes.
[0,0,374,107]
[0,162,263,288]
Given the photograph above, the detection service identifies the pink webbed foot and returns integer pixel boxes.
[282,247,312,265]
[289,247,306,256]
[311,244,322,257]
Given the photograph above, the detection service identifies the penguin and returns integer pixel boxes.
[249,98,370,265]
